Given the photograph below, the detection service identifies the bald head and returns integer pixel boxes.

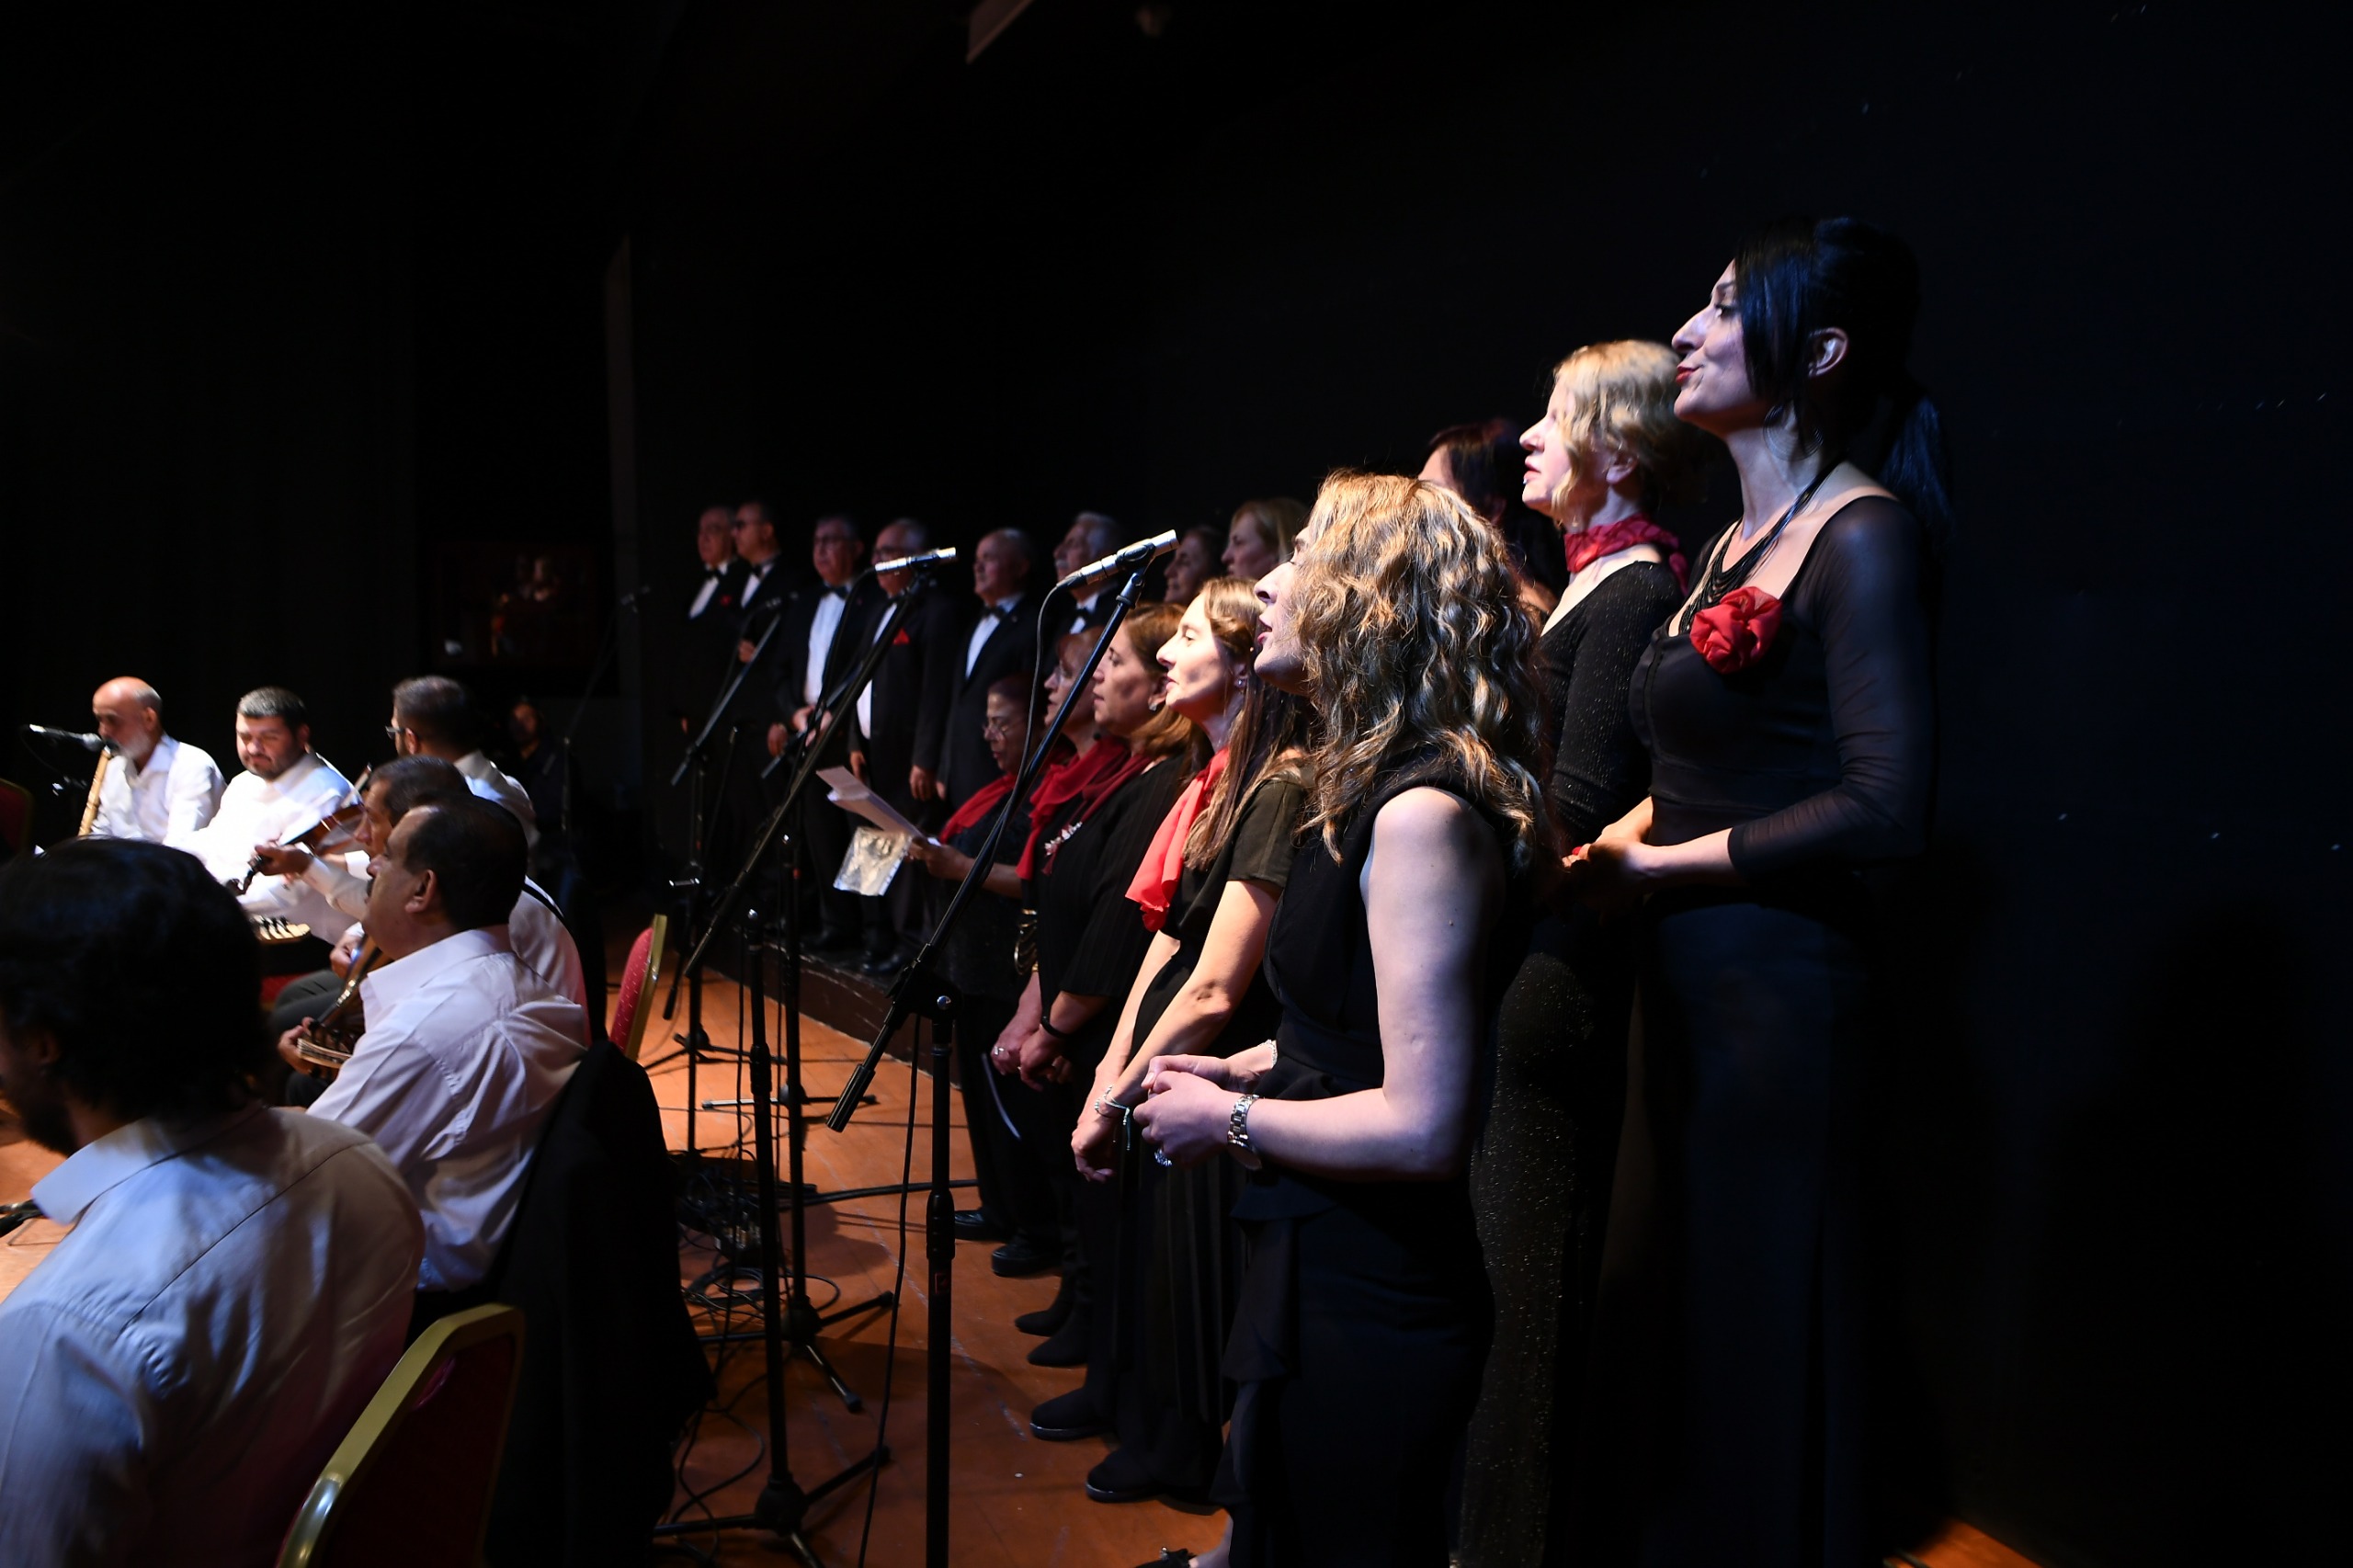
[91,678,165,765]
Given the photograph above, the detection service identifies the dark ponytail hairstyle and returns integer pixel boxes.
[1734,216,1955,552]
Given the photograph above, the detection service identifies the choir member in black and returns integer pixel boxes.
[1072,579,1313,1525]
[1048,511,1125,640]
[763,515,885,957]
[1456,341,1712,1567]
[906,675,1064,1272]
[1570,218,1949,1567]
[991,604,1204,1381]
[671,504,746,732]
[853,517,962,970]
[925,528,1043,812]
[1137,475,1548,1568]
[1420,417,1567,618]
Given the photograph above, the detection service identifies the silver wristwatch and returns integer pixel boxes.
[1227,1094,1259,1154]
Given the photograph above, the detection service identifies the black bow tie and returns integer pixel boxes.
[986,605,1014,621]
[702,567,724,582]
[821,585,849,600]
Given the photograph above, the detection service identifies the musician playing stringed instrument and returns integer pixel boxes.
[176,687,357,941]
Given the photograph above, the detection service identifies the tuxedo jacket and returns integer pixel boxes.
[855,585,962,812]
[669,560,751,722]
[934,591,1045,810]
[768,578,885,768]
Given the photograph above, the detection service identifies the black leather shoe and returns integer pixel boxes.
[859,945,913,976]
[1014,1273,1074,1336]
[951,1209,1006,1243]
[1086,1447,1163,1504]
[1029,1388,1106,1442]
[1027,1304,1089,1367]
[990,1234,1058,1278]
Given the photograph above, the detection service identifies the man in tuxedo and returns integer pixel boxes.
[678,504,745,701]
[1048,511,1123,642]
[926,528,1041,812]
[765,515,885,958]
[850,517,962,971]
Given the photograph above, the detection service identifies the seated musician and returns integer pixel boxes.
[304,795,586,1314]
[85,676,225,843]
[177,685,360,939]
[387,674,540,848]
[0,840,423,1565]
[260,756,589,1062]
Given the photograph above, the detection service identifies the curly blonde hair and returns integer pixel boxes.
[1548,339,1711,514]
[1291,473,1546,869]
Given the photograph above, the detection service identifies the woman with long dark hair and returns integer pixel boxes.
[1061,579,1313,1529]
[991,604,1204,1378]
[1572,217,1949,1565]
[1457,341,1713,1567]
[1138,474,1546,1567]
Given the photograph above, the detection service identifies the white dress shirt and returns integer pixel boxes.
[86,734,225,845]
[803,587,850,708]
[176,753,356,934]
[738,557,779,610]
[966,597,1020,676]
[301,859,590,1034]
[1067,591,1104,631]
[688,566,726,619]
[857,593,902,738]
[456,750,540,848]
[312,926,585,1291]
[0,1105,421,1568]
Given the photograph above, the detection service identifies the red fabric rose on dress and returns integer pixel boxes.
[1689,586,1783,674]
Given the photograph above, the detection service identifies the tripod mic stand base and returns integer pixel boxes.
[649,1446,891,1567]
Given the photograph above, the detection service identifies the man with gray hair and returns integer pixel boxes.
[85,676,224,844]
[1051,510,1124,637]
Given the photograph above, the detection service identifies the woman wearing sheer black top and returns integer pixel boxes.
[1570,218,1951,1567]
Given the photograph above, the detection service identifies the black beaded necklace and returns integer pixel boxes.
[1672,461,1838,636]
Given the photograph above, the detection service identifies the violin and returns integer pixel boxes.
[230,766,371,895]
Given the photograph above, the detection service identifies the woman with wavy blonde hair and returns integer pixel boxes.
[1136,472,1544,1567]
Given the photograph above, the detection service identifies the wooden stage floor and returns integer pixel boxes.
[0,964,2043,1568]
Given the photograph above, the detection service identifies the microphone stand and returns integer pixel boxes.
[824,564,1149,1568]
[654,566,945,1562]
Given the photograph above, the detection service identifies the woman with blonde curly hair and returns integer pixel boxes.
[1137,472,1545,1567]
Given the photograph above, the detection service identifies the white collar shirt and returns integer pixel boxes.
[688,565,727,619]
[965,597,1021,676]
[178,753,355,934]
[311,926,585,1291]
[803,585,850,709]
[456,751,540,848]
[856,592,904,737]
[0,1106,421,1567]
[1069,591,1103,629]
[87,734,225,845]
[738,557,779,609]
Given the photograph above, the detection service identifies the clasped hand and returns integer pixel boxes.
[1131,1041,1276,1169]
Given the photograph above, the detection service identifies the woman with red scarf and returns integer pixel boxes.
[990,604,1204,1372]
[1452,340,1715,1565]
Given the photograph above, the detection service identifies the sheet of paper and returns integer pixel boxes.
[820,766,924,839]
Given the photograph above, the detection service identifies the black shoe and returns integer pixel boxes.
[1026,1304,1089,1367]
[991,1234,1058,1278]
[952,1209,1007,1243]
[808,925,863,958]
[1086,1447,1164,1505]
[859,945,913,976]
[1014,1271,1075,1336]
[1029,1388,1106,1442]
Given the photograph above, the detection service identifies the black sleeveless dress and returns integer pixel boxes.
[1577,499,1934,1567]
[1461,559,1681,1567]
[1215,763,1514,1568]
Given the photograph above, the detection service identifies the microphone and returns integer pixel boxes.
[873,545,959,575]
[1056,530,1177,592]
[25,724,115,754]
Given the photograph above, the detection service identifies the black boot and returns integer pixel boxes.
[1027,1298,1090,1367]
[1014,1268,1076,1336]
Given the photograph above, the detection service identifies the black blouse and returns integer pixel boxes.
[940,783,1033,1004]
[1131,775,1307,1059]
[1630,497,1934,879]
[1031,756,1192,1072]
[1540,560,1683,847]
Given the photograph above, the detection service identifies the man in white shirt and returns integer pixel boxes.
[310,794,586,1300]
[176,686,359,937]
[0,838,422,1566]
[261,756,590,1069]
[387,674,540,847]
[1051,510,1121,634]
[928,528,1040,810]
[85,676,225,843]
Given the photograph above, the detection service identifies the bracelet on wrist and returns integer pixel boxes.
[1227,1093,1259,1153]
[1094,1094,1129,1120]
[1039,1016,1073,1042]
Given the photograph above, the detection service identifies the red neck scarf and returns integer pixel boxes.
[1017,738,1154,880]
[938,737,1074,843]
[1564,513,1688,592]
[1123,747,1230,932]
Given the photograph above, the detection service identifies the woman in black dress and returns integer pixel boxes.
[1137,473,1548,1568]
[1572,217,1951,1566]
[1459,341,1712,1567]
[1068,580,1313,1532]
[993,604,1203,1379]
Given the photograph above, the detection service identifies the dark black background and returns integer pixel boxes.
[2,2,2344,1562]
